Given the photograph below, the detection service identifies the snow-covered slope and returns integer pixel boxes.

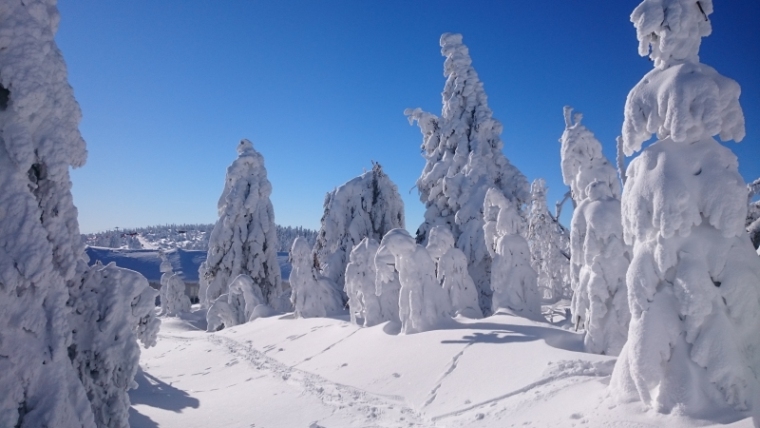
[129,310,756,427]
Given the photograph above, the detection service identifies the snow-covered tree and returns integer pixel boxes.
[345,237,400,326]
[426,225,482,318]
[526,178,571,303]
[560,107,631,356]
[313,162,404,295]
[199,139,282,309]
[158,253,191,316]
[483,189,542,320]
[747,178,760,250]
[69,262,160,428]
[375,229,452,334]
[0,2,159,426]
[290,237,344,319]
[406,33,530,316]
[610,0,760,415]
[206,274,268,332]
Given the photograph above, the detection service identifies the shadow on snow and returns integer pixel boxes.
[129,367,200,427]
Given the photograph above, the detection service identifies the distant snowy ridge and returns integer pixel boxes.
[82,223,317,252]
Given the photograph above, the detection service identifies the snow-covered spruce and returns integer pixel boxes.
[158,253,191,316]
[206,274,268,332]
[483,188,542,320]
[345,237,400,326]
[610,0,760,415]
[526,178,571,303]
[426,225,482,318]
[375,229,452,334]
[746,178,760,250]
[406,33,530,316]
[289,237,344,319]
[0,2,159,426]
[200,139,282,310]
[560,107,631,356]
[313,162,404,296]
[69,262,160,428]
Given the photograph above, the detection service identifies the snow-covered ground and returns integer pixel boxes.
[130,309,756,428]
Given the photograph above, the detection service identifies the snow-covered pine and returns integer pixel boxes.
[560,107,631,356]
[610,0,760,415]
[199,139,282,309]
[345,237,400,326]
[483,188,542,320]
[526,178,571,303]
[158,253,191,316]
[313,162,404,296]
[406,33,530,316]
[1,2,159,426]
[69,262,160,428]
[290,237,344,318]
[206,274,270,332]
[375,229,452,334]
[426,225,482,318]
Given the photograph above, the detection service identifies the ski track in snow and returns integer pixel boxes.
[208,334,431,427]
[430,359,615,422]
[293,328,362,366]
[422,343,472,408]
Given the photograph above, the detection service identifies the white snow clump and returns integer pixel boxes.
[426,225,482,318]
[290,237,344,319]
[345,237,400,326]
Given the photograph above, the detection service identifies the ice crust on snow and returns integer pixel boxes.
[406,33,530,316]
[483,188,541,320]
[426,225,482,318]
[313,163,404,295]
[200,139,282,309]
[290,237,344,319]
[345,237,400,327]
[611,0,760,416]
[375,229,452,334]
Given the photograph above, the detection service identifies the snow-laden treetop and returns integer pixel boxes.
[632,0,713,69]
[217,138,272,216]
[560,106,621,202]
[0,0,87,171]
[623,0,744,155]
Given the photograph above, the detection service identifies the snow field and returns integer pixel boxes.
[130,310,757,428]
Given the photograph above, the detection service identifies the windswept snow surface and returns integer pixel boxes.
[130,310,756,428]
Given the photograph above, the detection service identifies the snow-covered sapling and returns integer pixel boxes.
[406,33,530,316]
[483,189,542,320]
[560,107,630,356]
[610,0,760,415]
[345,238,400,326]
[426,225,482,318]
[158,252,191,316]
[375,229,451,334]
[199,139,282,309]
[526,178,571,303]
[290,237,344,318]
[313,162,404,294]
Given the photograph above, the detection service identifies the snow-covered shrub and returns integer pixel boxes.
[200,139,282,309]
[560,107,631,356]
[610,0,760,415]
[313,162,404,294]
[527,179,571,303]
[406,33,530,316]
[69,262,160,428]
[158,253,191,316]
[426,226,482,318]
[345,238,400,326]
[483,189,542,320]
[290,237,344,318]
[205,274,267,332]
[375,229,451,334]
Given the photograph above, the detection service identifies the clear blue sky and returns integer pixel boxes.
[55,1,760,234]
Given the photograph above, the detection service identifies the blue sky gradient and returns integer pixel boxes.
[55,0,760,234]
